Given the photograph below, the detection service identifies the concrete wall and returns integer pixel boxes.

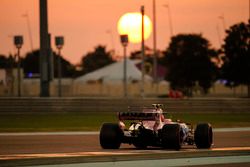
[0,78,169,97]
[0,76,248,97]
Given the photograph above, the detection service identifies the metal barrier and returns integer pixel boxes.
[0,97,249,113]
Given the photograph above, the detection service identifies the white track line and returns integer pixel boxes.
[1,127,250,136]
[0,131,99,136]
[30,155,250,167]
[213,127,250,132]
[1,146,250,161]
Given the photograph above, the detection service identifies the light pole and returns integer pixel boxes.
[40,0,50,97]
[152,0,158,86]
[106,29,115,53]
[216,24,222,46]
[218,14,226,32]
[141,6,145,98]
[14,35,23,97]
[120,34,129,98]
[163,3,174,37]
[22,11,34,53]
[218,14,227,47]
[55,36,64,97]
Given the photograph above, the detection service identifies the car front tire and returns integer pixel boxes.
[195,123,213,149]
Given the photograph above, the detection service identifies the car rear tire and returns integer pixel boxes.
[195,123,213,149]
[162,124,181,150]
[99,123,123,149]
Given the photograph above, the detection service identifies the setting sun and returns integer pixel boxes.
[117,12,152,43]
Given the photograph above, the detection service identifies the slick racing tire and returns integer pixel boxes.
[162,124,181,150]
[99,123,123,149]
[194,123,213,149]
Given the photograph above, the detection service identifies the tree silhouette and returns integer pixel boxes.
[163,34,218,96]
[81,45,114,74]
[221,21,250,97]
[21,50,76,78]
[22,50,40,75]
[0,54,16,69]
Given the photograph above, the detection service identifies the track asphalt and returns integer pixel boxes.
[1,127,250,136]
[1,127,250,167]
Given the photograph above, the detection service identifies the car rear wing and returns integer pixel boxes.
[118,112,159,121]
[128,104,163,112]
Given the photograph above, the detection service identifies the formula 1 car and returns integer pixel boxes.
[99,104,213,150]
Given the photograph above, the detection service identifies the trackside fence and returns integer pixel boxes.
[0,97,249,113]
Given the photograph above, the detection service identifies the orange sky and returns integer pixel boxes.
[0,0,248,64]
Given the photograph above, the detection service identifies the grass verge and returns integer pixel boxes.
[0,112,250,132]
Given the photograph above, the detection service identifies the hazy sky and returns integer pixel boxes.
[0,0,248,64]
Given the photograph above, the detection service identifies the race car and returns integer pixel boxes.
[99,104,213,150]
